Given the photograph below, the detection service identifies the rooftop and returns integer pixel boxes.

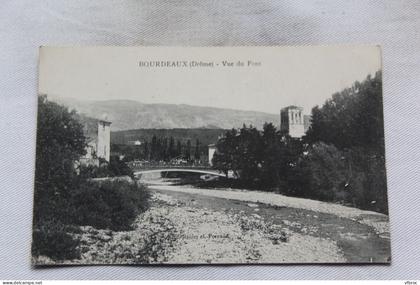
[73,113,112,142]
[281,105,304,111]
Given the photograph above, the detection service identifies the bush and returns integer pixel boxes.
[32,220,80,261]
[108,156,134,177]
[344,147,388,214]
[32,96,151,262]
[295,143,388,214]
[301,142,347,201]
[71,180,150,231]
[79,156,134,179]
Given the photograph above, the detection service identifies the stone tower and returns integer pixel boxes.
[280,106,305,138]
[208,144,216,165]
[96,120,112,162]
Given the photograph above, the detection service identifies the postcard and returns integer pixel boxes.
[32,46,390,265]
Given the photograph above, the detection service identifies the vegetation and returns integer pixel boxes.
[305,71,387,213]
[79,156,134,179]
[110,128,227,162]
[32,96,150,261]
[112,136,208,163]
[212,71,388,214]
[306,71,384,151]
[32,220,81,261]
[111,128,226,146]
[32,70,387,262]
[71,180,149,231]
[212,123,304,191]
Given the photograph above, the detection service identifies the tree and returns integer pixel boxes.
[194,139,200,161]
[168,136,175,159]
[185,139,191,161]
[162,137,169,161]
[306,71,384,153]
[301,142,347,201]
[155,138,163,161]
[212,125,263,185]
[260,123,284,189]
[304,71,388,213]
[133,144,142,160]
[34,95,87,224]
[236,125,263,185]
[143,141,150,160]
[151,135,158,160]
[108,155,134,177]
[212,128,239,177]
[176,140,182,158]
[33,96,152,261]
[258,123,305,192]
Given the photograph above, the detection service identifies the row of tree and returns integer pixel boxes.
[212,71,388,213]
[113,136,205,162]
[212,123,304,192]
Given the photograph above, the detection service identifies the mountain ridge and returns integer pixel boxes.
[48,96,280,131]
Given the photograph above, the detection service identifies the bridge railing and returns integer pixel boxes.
[127,161,213,171]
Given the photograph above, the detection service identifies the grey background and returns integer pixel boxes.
[0,0,419,280]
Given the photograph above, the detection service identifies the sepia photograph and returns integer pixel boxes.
[32,46,390,265]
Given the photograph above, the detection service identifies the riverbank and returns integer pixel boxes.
[33,179,390,265]
[145,181,390,239]
[34,191,349,264]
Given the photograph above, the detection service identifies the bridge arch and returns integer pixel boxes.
[133,168,227,177]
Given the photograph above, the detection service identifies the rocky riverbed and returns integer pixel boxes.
[34,182,390,265]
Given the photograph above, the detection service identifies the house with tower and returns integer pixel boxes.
[77,114,112,166]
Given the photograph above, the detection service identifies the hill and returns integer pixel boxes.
[49,96,280,131]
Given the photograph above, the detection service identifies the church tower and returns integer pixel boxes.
[280,106,305,138]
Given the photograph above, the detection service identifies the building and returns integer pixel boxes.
[77,114,112,166]
[303,114,311,133]
[128,140,142,146]
[208,144,217,165]
[96,119,112,162]
[280,105,305,138]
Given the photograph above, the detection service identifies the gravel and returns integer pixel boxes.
[34,192,346,264]
[147,184,389,236]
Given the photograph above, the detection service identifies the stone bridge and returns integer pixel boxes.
[133,168,227,177]
[129,163,227,177]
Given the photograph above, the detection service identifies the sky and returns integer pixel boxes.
[39,46,381,115]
